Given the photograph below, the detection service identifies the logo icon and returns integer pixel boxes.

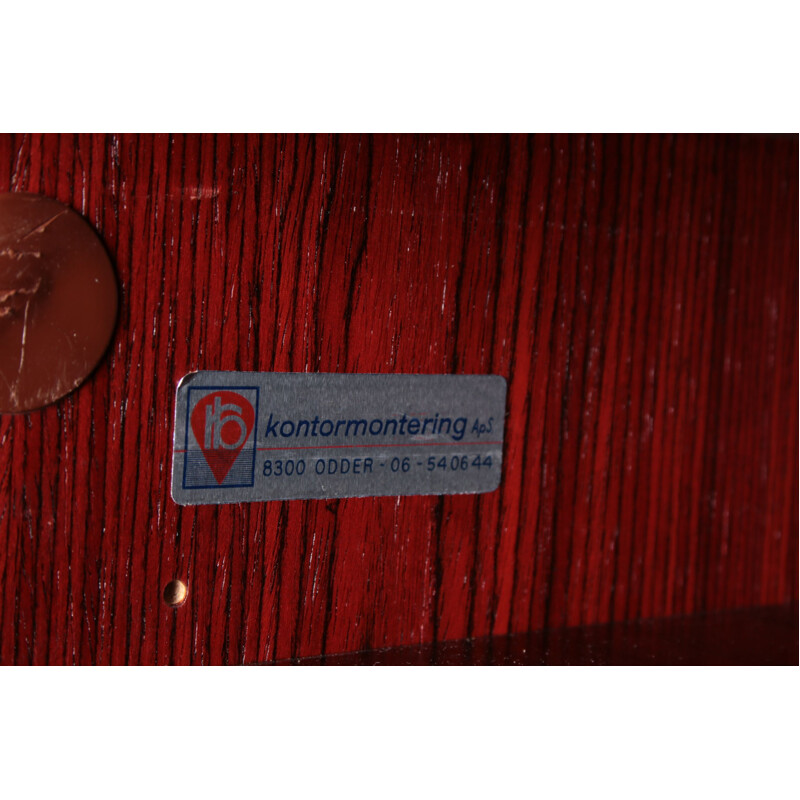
[183,387,258,489]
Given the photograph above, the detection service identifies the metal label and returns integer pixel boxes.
[170,371,506,505]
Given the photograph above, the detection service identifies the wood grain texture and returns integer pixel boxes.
[0,133,796,665]
[282,604,799,666]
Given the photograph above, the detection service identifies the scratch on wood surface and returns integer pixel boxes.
[20,209,68,241]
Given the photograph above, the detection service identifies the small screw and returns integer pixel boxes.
[163,579,188,607]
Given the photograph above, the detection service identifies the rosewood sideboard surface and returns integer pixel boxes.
[0,133,796,665]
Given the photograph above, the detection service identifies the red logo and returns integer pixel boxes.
[190,391,255,484]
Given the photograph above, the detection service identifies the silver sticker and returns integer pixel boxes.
[170,372,506,505]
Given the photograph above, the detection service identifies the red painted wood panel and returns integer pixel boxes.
[283,605,799,666]
[0,133,796,664]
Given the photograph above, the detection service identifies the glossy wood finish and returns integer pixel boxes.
[0,134,797,664]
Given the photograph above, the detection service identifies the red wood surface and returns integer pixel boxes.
[283,605,799,666]
[0,133,797,665]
